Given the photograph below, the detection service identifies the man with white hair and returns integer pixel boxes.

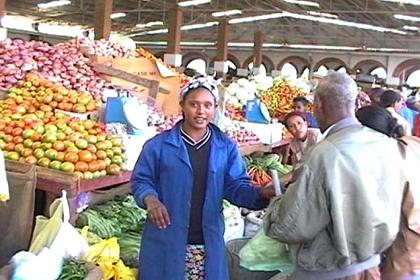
[264,71,406,280]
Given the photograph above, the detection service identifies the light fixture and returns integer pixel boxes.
[228,13,283,24]
[178,0,211,7]
[380,0,420,6]
[212,9,242,17]
[0,15,36,31]
[283,0,320,7]
[136,21,164,28]
[181,41,216,46]
[136,41,168,46]
[130,21,217,36]
[180,21,218,30]
[229,12,406,34]
[286,44,358,51]
[110,12,126,19]
[228,42,254,47]
[282,12,407,34]
[307,11,338,19]
[38,0,71,9]
[403,25,420,31]
[365,47,410,52]
[145,28,169,35]
[37,23,84,37]
[394,14,420,22]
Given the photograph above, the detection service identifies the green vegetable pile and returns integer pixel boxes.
[118,231,142,268]
[76,195,148,239]
[58,258,87,280]
[76,195,147,268]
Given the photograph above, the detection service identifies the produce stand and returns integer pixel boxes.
[239,138,292,156]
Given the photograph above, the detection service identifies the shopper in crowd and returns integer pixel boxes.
[355,90,371,110]
[131,76,275,280]
[281,111,322,167]
[367,87,385,105]
[356,105,420,280]
[264,71,406,280]
[293,96,319,128]
[380,90,412,136]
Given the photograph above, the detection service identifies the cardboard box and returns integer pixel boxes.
[234,121,284,145]
[92,56,183,116]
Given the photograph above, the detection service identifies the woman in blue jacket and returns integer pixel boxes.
[131,77,274,280]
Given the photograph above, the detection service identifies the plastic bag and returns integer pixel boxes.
[0,151,9,202]
[11,248,62,280]
[30,191,89,259]
[239,229,294,274]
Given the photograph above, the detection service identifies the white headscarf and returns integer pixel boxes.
[180,76,220,103]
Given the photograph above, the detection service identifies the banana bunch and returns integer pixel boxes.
[84,237,137,280]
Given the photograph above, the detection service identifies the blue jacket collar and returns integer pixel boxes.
[165,120,226,148]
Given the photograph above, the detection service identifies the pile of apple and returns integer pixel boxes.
[0,75,124,179]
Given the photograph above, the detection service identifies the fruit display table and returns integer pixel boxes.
[5,159,132,221]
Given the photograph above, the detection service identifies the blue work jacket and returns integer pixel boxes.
[131,121,267,280]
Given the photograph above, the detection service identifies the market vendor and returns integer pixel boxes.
[131,76,275,280]
[264,71,406,280]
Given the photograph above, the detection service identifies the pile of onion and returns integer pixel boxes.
[60,38,136,59]
[0,38,112,98]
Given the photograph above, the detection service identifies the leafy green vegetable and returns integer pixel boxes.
[117,231,142,268]
[76,195,147,239]
[58,258,87,280]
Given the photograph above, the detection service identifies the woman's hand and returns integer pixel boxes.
[144,195,171,229]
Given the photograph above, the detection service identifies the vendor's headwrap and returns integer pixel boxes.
[180,76,220,103]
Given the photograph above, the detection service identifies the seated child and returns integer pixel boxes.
[293,96,319,128]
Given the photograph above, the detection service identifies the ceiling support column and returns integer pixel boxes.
[214,19,229,75]
[253,31,263,74]
[164,6,183,67]
[94,0,113,40]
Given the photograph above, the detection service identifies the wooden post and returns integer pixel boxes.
[216,19,229,62]
[167,6,182,54]
[254,31,263,68]
[214,19,229,76]
[0,0,5,17]
[94,0,113,40]
[0,0,6,40]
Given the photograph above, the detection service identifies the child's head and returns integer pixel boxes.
[284,112,309,141]
[293,96,309,112]
[380,90,404,112]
